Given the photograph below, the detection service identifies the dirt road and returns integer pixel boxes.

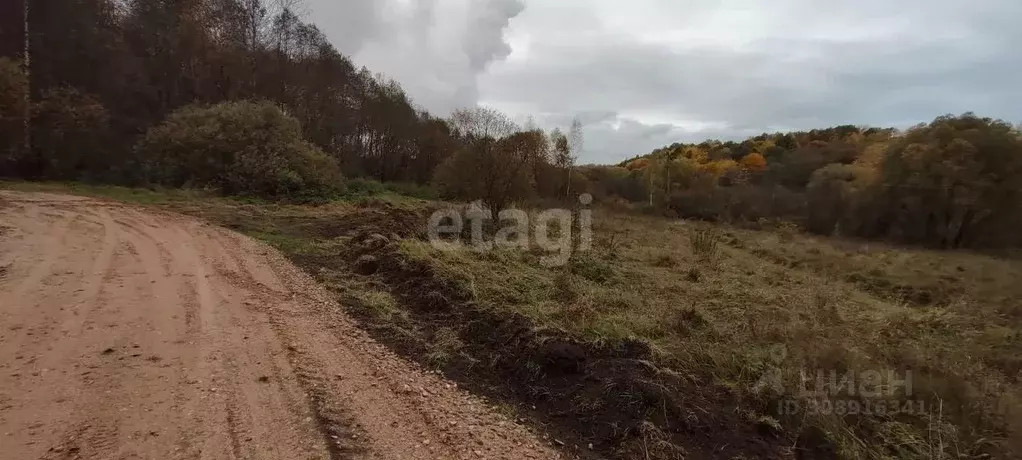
[0,191,560,460]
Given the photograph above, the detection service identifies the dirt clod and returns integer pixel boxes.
[356,255,380,275]
[540,341,586,374]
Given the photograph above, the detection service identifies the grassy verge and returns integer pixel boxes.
[374,211,1022,458]
[6,181,1020,459]
[0,180,221,204]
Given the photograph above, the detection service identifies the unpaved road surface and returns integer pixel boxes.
[0,191,560,460]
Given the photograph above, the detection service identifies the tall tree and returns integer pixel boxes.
[21,0,28,158]
[0,0,30,159]
[878,114,1022,248]
[566,117,583,197]
[436,107,542,218]
[550,127,570,196]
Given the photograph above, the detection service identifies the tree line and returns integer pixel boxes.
[1,0,1019,250]
[0,0,589,204]
[0,0,461,186]
[581,115,1022,250]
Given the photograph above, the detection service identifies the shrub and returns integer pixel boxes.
[136,101,341,199]
[805,163,877,236]
[667,174,725,221]
[383,181,438,200]
[344,177,388,196]
[30,87,112,180]
[343,178,438,200]
[433,122,540,218]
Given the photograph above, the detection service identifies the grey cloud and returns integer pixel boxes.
[486,36,1020,127]
[455,0,526,105]
[543,110,619,128]
[305,0,380,56]
[464,0,525,72]
[478,0,1022,162]
[305,0,1022,164]
[306,0,523,113]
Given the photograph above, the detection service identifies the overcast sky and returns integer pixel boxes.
[305,0,1022,164]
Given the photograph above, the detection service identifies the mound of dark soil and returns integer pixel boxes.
[293,213,799,459]
[297,203,430,240]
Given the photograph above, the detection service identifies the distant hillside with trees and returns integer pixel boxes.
[1,0,1019,250]
[578,116,1022,250]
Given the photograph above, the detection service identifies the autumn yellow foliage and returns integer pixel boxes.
[698,159,739,177]
[626,158,650,170]
[740,152,767,171]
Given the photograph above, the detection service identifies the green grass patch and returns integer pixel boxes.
[0,180,213,204]
[242,230,316,254]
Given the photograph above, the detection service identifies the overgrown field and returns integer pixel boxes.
[6,181,1021,459]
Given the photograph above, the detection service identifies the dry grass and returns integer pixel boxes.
[11,182,1020,459]
[396,208,1022,459]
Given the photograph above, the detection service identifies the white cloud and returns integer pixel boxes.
[305,0,523,114]
[304,0,1022,163]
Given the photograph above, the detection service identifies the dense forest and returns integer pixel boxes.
[0,0,465,186]
[583,118,1022,250]
[1,0,1020,250]
[0,0,586,201]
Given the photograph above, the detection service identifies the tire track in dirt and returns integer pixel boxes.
[174,227,252,460]
[41,214,176,459]
[113,217,204,457]
[29,209,126,460]
[2,208,126,460]
[225,230,557,460]
[0,191,562,460]
[117,214,231,460]
[0,211,79,370]
[114,213,201,333]
[58,207,118,337]
[4,211,74,303]
[2,202,199,460]
[200,228,373,458]
[184,222,333,460]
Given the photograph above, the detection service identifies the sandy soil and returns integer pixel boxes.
[0,191,562,460]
